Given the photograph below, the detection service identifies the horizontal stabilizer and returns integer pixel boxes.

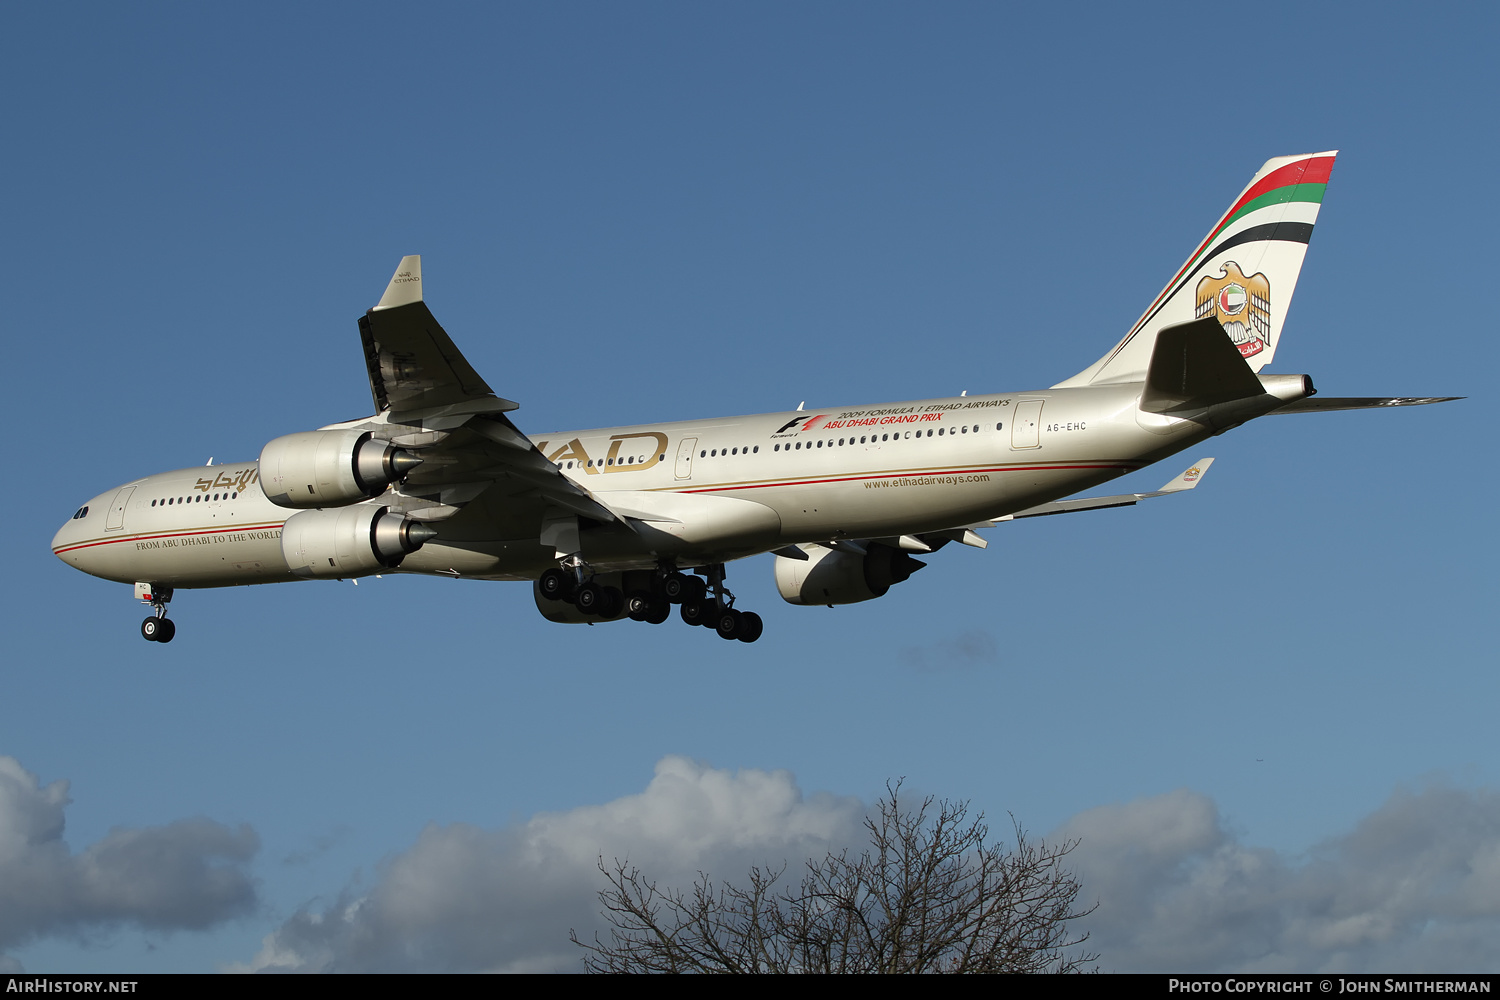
[1269,396,1462,414]
[1140,318,1266,414]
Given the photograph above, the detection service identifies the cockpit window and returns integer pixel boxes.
[72,506,89,519]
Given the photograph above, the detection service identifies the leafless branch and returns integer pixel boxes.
[571,782,1098,973]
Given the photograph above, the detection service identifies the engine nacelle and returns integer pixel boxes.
[280,505,438,579]
[259,429,421,509]
[774,542,926,606]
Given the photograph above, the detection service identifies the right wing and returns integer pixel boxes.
[353,257,620,529]
[360,256,505,415]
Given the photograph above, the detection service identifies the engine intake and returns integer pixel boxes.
[259,429,421,509]
[774,542,925,606]
[280,505,437,579]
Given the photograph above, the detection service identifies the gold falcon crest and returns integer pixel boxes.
[1195,261,1271,359]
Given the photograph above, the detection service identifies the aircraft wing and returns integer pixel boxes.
[831,459,1218,558]
[972,458,1216,527]
[360,256,510,415]
[355,257,620,526]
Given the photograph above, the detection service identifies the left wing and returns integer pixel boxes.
[827,459,1218,558]
[991,457,1215,522]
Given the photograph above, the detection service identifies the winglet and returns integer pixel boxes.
[1155,457,1215,494]
[375,255,423,310]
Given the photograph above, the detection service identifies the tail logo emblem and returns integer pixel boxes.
[1217,284,1247,315]
[1196,261,1271,359]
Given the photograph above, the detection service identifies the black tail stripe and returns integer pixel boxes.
[1130,221,1316,342]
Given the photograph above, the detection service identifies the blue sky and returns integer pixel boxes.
[4,3,1496,973]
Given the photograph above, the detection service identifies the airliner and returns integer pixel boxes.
[52,151,1454,643]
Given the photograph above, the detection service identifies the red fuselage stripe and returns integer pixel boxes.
[53,522,286,555]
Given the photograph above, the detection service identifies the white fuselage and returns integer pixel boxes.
[52,383,1212,589]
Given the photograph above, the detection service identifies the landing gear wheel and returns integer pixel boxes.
[626,590,655,622]
[663,573,704,604]
[538,568,575,602]
[595,586,624,619]
[141,617,176,643]
[735,611,763,643]
[644,601,671,625]
[715,608,744,640]
[680,599,714,627]
[577,584,623,618]
[574,582,604,616]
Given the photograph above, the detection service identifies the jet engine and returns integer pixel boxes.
[259,429,421,509]
[280,505,437,579]
[774,542,926,606]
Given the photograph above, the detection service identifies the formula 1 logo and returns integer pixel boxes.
[1196,261,1271,359]
[771,415,828,436]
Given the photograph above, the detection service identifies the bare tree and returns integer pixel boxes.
[571,784,1097,973]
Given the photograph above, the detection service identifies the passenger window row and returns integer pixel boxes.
[699,446,760,458]
[558,453,667,470]
[551,420,1010,467]
[151,493,238,507]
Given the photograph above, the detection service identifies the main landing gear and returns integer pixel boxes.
[537,561,764,642]
[675,563,763,642]
[137,583,176,643]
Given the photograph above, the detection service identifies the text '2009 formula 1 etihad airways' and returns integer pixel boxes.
[53,152,1456,644]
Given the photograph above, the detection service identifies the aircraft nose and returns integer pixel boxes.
[53,517,77,559]
[53,501,94,566]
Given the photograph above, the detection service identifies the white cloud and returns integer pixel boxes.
[231,760,1500,974]
[1059,784,1500,972]
[232,755,865,973]
[0,756,259,969]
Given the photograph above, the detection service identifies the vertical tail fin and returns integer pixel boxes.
[1055,151,1338,388]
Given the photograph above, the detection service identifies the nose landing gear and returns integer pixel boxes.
[136,583,176,643]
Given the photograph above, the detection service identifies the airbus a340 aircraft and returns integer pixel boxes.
[53,151,1455,644]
